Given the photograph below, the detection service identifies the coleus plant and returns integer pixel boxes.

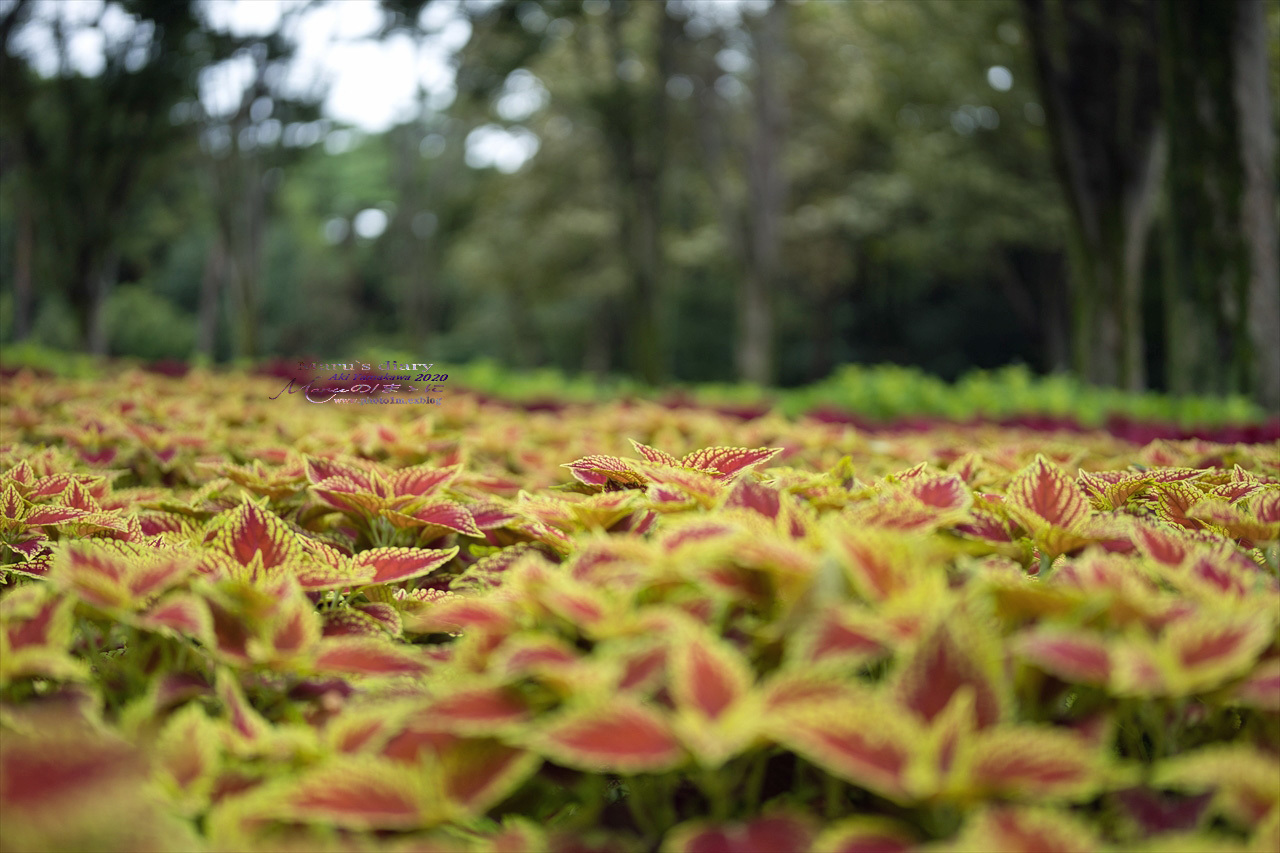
[0,368,1278,852]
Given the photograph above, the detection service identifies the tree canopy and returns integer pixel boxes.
[1,0,1275,406]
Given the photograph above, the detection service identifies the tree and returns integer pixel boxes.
[1020,0,1164,392]
[1157,0,1279,409]
[453,0,676,383]
[683,0,789,386]
[0,0,206,353]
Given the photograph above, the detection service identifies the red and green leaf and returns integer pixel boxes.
[893,617,1008,730]
[313,637,429,677]
[1014,628,1112,686]
[529,699,685,773]
[663,814,816,853]
[354,545,458,585]
[680,445,783,481]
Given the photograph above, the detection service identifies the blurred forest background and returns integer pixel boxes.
[1,0,1277,407]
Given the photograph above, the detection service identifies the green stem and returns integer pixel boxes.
[823,771,844,819]
[745,750,769,811]
[697,767,730,822]
[625,775,659,843]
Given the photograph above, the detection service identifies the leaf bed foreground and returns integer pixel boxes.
[1,369,1278,853]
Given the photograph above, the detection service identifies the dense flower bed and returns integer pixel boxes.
[1,368,1277,852]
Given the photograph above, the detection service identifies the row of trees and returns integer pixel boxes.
[1021,0,1278,406]
[0,0,1276,406]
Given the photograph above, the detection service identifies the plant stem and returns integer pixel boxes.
[823,771,844,819]
[745,750,768,811]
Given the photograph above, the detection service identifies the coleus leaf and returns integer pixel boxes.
[629,439,680,467]
[1250,488,1280,524]
[217,458,307,501]
[209,500,300,569]
[830,527,921,603]
[153,703,221,814]
[1189,498,1280,541]
[724,478,783,520]
[0,710,152,847]
[1161,610,1274,694]
[668,623,758,767]
[326,703,410,755]
[436,738,542,813]
[810,818,917,853]
[568,489,643,530]
[293,559,377,592]
[268,757,449,831]
[661,518,744,553]
[313,637,430,677]
[1005,455,1094,555]
[960,725,1110,802]
[0,483,27,524]
[1174,552,1255,600]
[138,592,213,643]
[1014,627,1112,686]
[892,615,1009,730]
[662,814,816,853]
[2,548,51,577]
[310,475,386,519]
[679,445,784,481]
[0,585,88,683]
[788,604,891,670]
[949,806,1102,853]
[760,669,876,718]
[763,701,922,805]
[468,500,521,530]
[417,683,533,735]
[568,537,654,586]
[304,455,381,493]
[1,460,36,492]
[562,455,649,490]
[354,545,458,585]
[644,465,725,510]
[528,698,685,773]
[51,540,192,611]
[538,578,617,637]
[1078,468,1151,511]
[1151,480,1211,530]
[472,818,547,853]
[1230,657,1280,711]
[614,640,669,694]
[404,595,517,636]
[323,607,394,639]
[493,632,581,681]
[216,668,271,742]
[903,472,972,512]
[386,463,460,500]
[23,503,93,526]
[1132,521,1200,566]
[401,499,484,538]
[1153,745,1280,828]
[1110,787,1214,838]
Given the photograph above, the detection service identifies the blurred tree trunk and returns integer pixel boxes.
[738,0,787,387]
[1159,0,1279,409]
[207,50,269,362]
[691,2,789,386]
[12,204,33,341]
[1021,0,1163,392]
[197,243,225,358]
[392,120,431,345]
[1236,0,1280,410]
[87,250,117,356]
[601,1,674,385]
